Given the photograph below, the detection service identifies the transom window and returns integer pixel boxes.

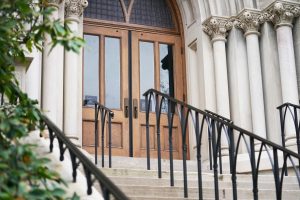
[84,0,175,29]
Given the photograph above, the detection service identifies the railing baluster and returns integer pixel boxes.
[210,119,220,200]
[196,113,204,200]
[179,105,190,198]
[228,127,237,200]
[155,94,162,179]
[167,99,175,186]
[208,125,213,171]
[250,137,258,200]
[217,123,223,174]
[95,103,99,165]
[49,128,55,153]
[101,110,106,168]
[108,111,113,168]
[273,148,282,200]
[145,93,151,170]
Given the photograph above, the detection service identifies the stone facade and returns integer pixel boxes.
[25,0,300,159]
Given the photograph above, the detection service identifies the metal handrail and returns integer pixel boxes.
[94,102,114,167]
[277,102,300,175]
[42,115,128,200]
[144,88,300,200]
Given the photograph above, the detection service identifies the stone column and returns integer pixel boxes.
[203,17,232,153]
[64,0,88,145]
[264,1,300,144]
[236,9,267,139]
[42,0,62,123]
[203,17,232,119]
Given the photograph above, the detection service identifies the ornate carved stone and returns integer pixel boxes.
[235,9,264,36]
[202,16,233,42]
[65,0,88,20]
[45,0,63,8]
[262,0,300,28]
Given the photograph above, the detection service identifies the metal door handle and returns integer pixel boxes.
[133,99,138,118]
[124,98,129,118]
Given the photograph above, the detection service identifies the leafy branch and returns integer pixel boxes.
[0,0,85,199]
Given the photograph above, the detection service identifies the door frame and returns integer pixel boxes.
[82,20,188,158]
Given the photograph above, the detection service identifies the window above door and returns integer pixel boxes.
[84,0,176,30]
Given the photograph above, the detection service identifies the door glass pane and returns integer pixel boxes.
[105,37,121,109]
[83,34,99,106]
[160,43,174,112]
[139,41,155,111]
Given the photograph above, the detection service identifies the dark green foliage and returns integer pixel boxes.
[0,0,84,199]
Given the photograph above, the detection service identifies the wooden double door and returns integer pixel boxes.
[82,25,186,159]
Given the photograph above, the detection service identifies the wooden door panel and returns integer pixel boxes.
[82,26,129,156]
[132,30,186,159]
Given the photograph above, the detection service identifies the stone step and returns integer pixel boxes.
[118,185,300,199]
[99,167,300,184]
[94,155,200,172]
[108,176,300,190]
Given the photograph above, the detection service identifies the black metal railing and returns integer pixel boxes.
[277,102,300,174]
[94,102,114,168]
[144,89,300,200]
[43,115,128,200]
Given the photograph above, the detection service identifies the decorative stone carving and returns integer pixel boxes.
[202,16,233,42]
[45,0,63,8]
[235,9,264,36]
[262,0,300,28]
[65,0,88,20]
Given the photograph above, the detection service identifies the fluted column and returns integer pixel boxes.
[236,9,267,139]
[203,17,232,153]
[64,0,88,145]
[203,17,232,119]
[264,1,300,144]
[42,0,63,124]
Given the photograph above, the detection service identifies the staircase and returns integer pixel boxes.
[94,156,300,200]
[87,90,300,199]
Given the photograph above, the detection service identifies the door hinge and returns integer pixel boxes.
[183,94,186,102]
[181,47,184,55]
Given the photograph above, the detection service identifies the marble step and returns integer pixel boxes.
[107,176,300,190]
[99,167,300,184]
[118,185,300,199]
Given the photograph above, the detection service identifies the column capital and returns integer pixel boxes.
[65,0,88,21]
[203,16,233,42]
[235,9,264,36]
[45,0,63,8]
[262,0,300,29]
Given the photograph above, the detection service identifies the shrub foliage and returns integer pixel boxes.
[0,0,84,199]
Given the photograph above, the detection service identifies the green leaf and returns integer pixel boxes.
[51,188,66,197]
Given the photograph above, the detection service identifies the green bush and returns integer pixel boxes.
[0,0,84,199]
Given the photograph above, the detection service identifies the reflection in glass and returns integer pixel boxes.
[160,44,174,112]
[105,37,121,109]
[83,34,99,106]
[139,41,155,111]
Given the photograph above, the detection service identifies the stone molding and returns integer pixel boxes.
[45,0,63,8]
[65,0,88,21]
[202,16,233,42]
[262,0,300,28]
[235,9,264,36]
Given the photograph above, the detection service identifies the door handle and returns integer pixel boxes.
[133,99,138,119]
[124,98,129,118]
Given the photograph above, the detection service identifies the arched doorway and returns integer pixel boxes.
[82,0,187,158]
